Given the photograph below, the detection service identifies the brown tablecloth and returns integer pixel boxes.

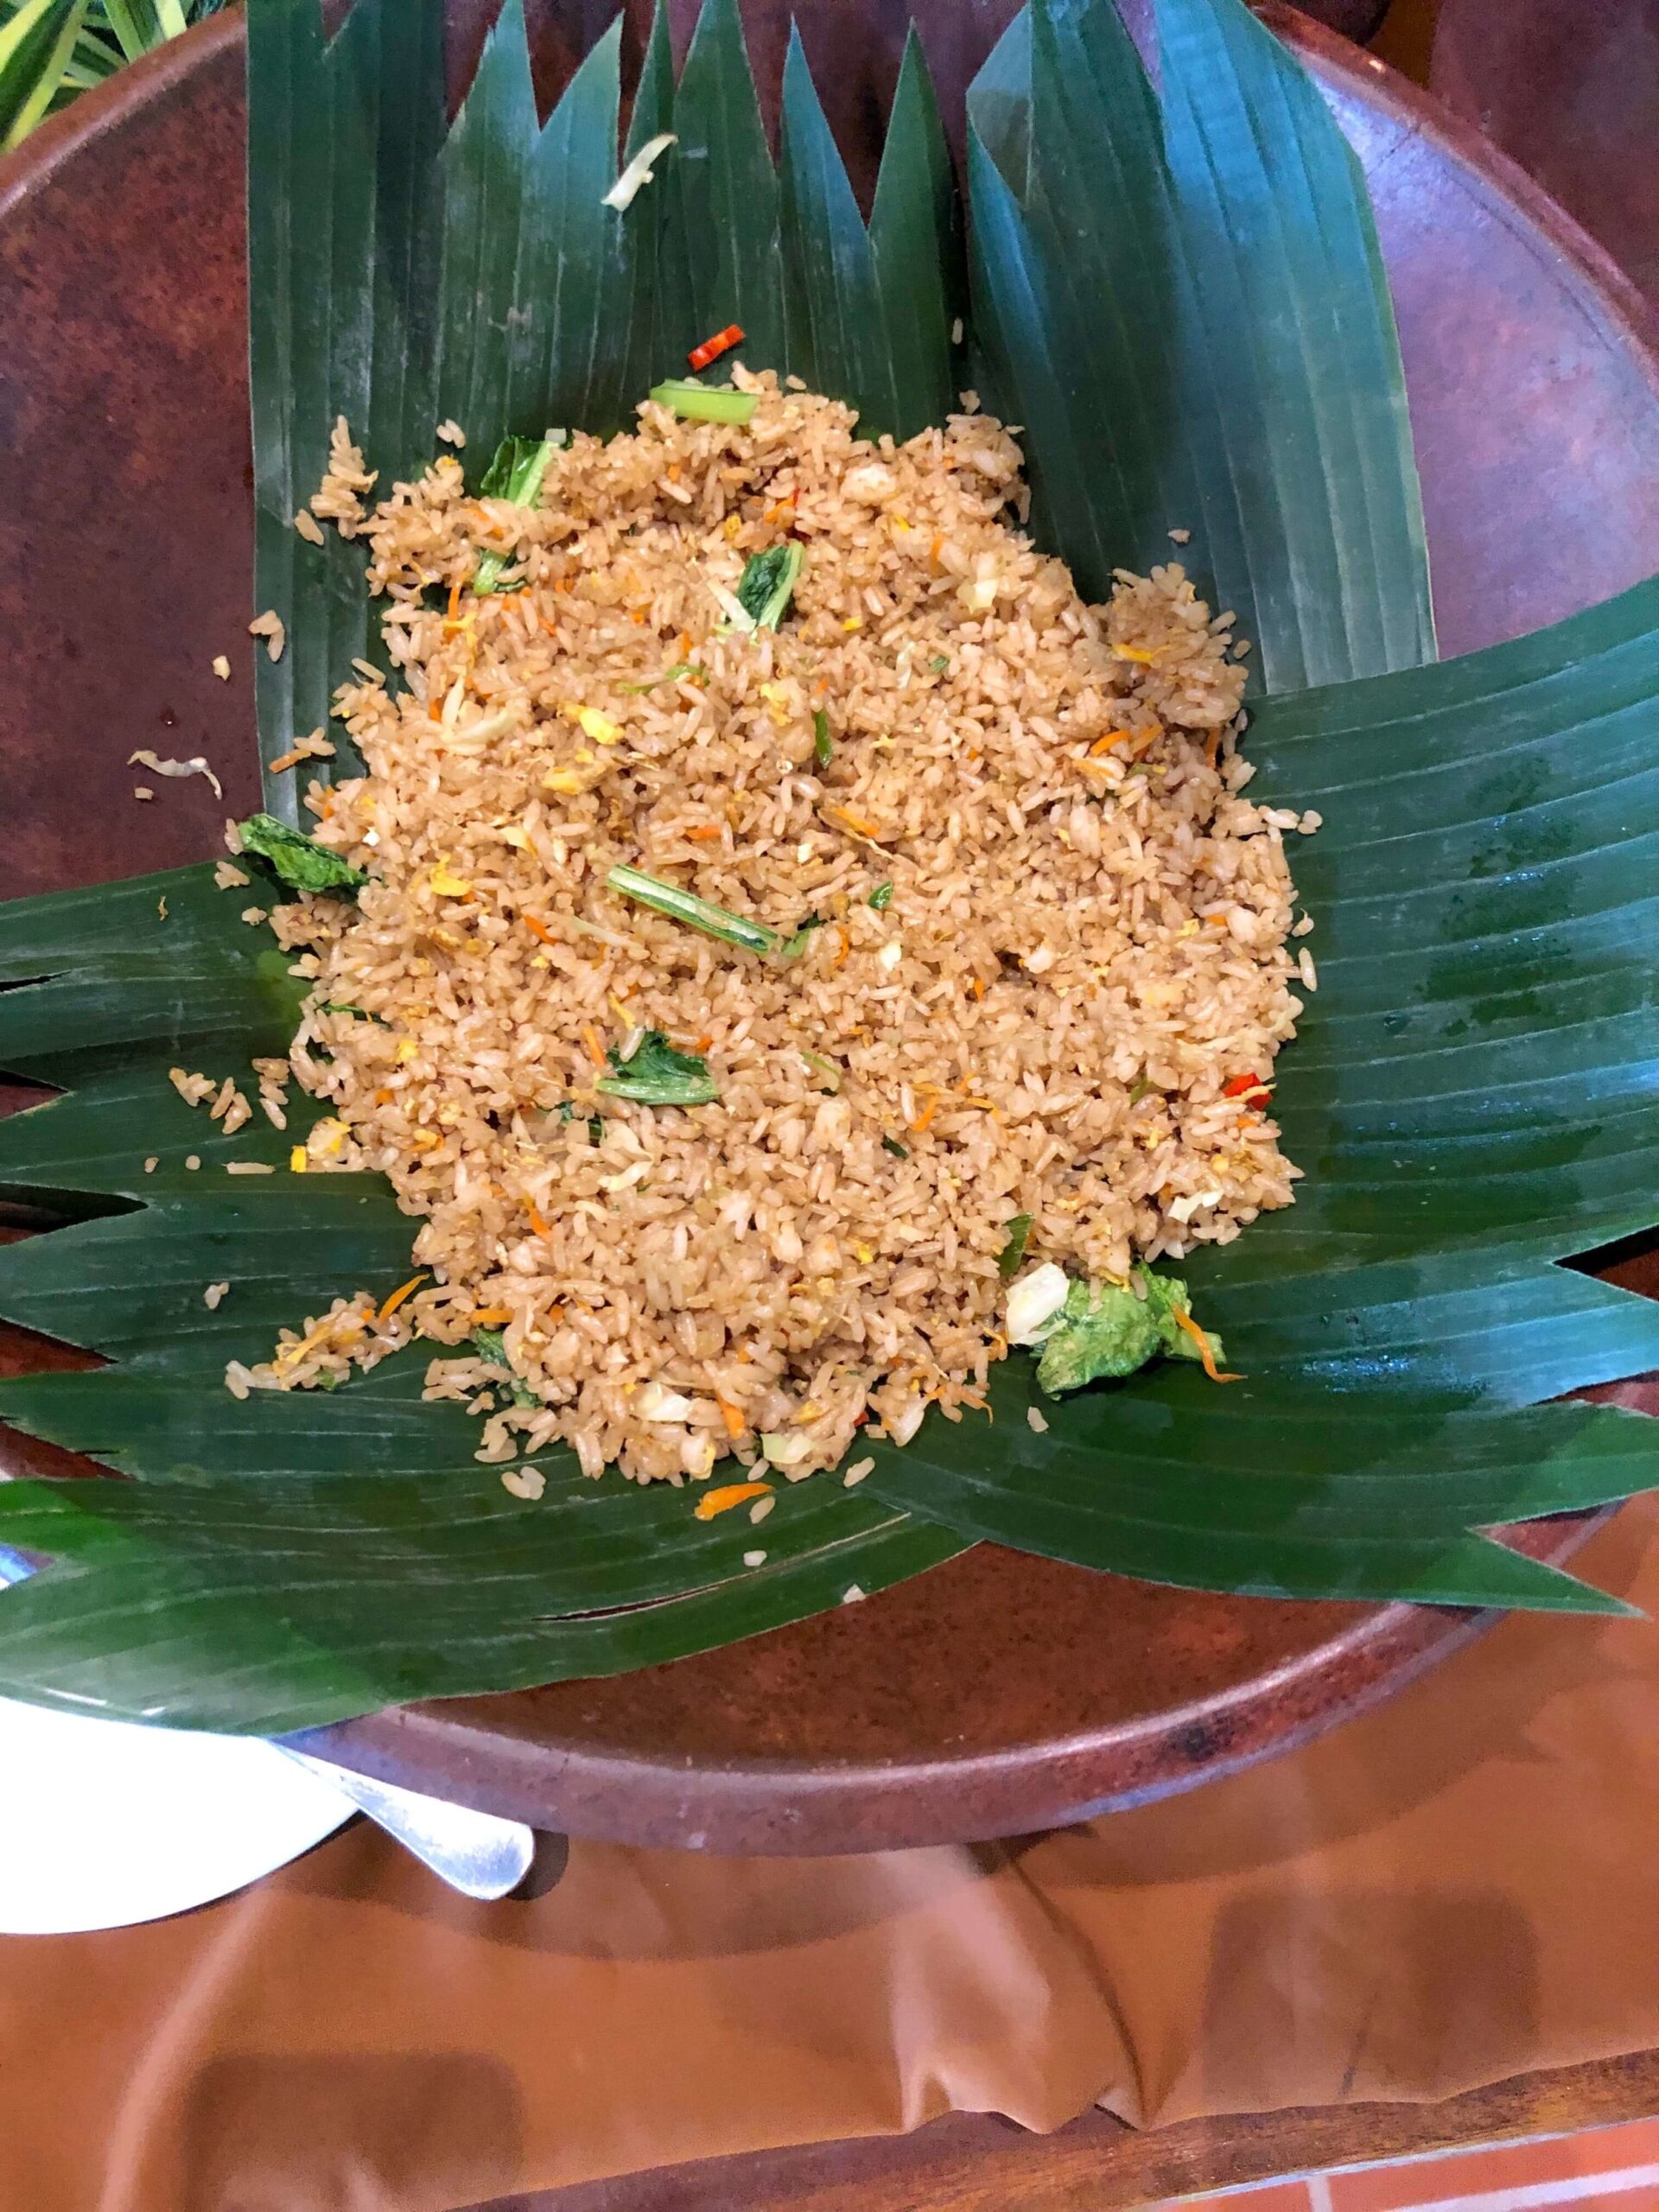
[6,1494,1659,2209]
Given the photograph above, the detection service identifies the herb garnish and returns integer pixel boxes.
[471,1326,541,1407]
[237,813,366,897]
[997,1213,1033,1279]
[1035,1271,1233,1395]
[648,379,757,426]
[606,864,816,963]
[597,1031,718,1107]
[735,543,804,630]
[474,435,559,594]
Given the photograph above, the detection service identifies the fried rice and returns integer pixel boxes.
[228,369,1317,1486]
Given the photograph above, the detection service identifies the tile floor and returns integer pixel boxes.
[1169,2116,1659,2210]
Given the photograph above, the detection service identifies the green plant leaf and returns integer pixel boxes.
[669,0,785,370]
[969,0,1434,694]
[0,0,88,149]
[435,5,645,454]
[0,1442,966,1732]
[616,3,695,397]
[245,0,445,810]
[779,23,961,442]
[866,1362,1643,1614]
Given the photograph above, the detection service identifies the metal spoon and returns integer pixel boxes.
[277,1747,536,1900]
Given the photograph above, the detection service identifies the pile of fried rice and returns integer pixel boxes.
[228,369,1318,1487]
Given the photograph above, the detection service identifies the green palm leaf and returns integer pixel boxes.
[779,23,962,442]
[0,0,88,148]
[969,0,1434,692]
[0,0,227,132]
[1,0,1656,1736]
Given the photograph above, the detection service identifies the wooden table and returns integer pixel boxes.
[479,2051,1659,2209]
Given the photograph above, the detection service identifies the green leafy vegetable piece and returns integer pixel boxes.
[1034,1270,1221,1395]
[812,709,833,768]
[474,432,557,593]
[619,662,696,693]
[648,380,757,426]
[928,654,950,673]
[470,1326,540,1407]
[997,1214,1032,1279]
[779,912,826,960]
[800,1049,842,1092]
[237,814,367,898]
[477,432,552,504]
[606,863,784,957]
[735,543,804,629]
[881,1135,909,1160]
[597,1031,718,1107]
[868,881,893,912]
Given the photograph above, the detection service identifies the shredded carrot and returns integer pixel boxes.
[373,1085,394,1106]
[909,1095,939,1135]
[834,925,849,971]
[1205,728,1227,766]
[693,1480,772,1522]
[685,823,721,841]
[695,1034,714,1052]
[1170,1303,1242,1383]
[378,1274,427,1322]
[527,1199,552,1237]
[473,1306,512,1325]
[666,462,682,481]
[582,1025,607,1070]
[524,914,556,946]
[715,1395,746,1441]
[1090,729,1134,756]
[428,695,443,721]
[929,532,943,568]
[969,976,985,1000]
[444,581,461,624]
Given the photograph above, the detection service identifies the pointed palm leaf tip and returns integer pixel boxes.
[968,0,1434,694]
[0,0,1655,1732]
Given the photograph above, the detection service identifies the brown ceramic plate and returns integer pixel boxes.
[3,5,1658,1854]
